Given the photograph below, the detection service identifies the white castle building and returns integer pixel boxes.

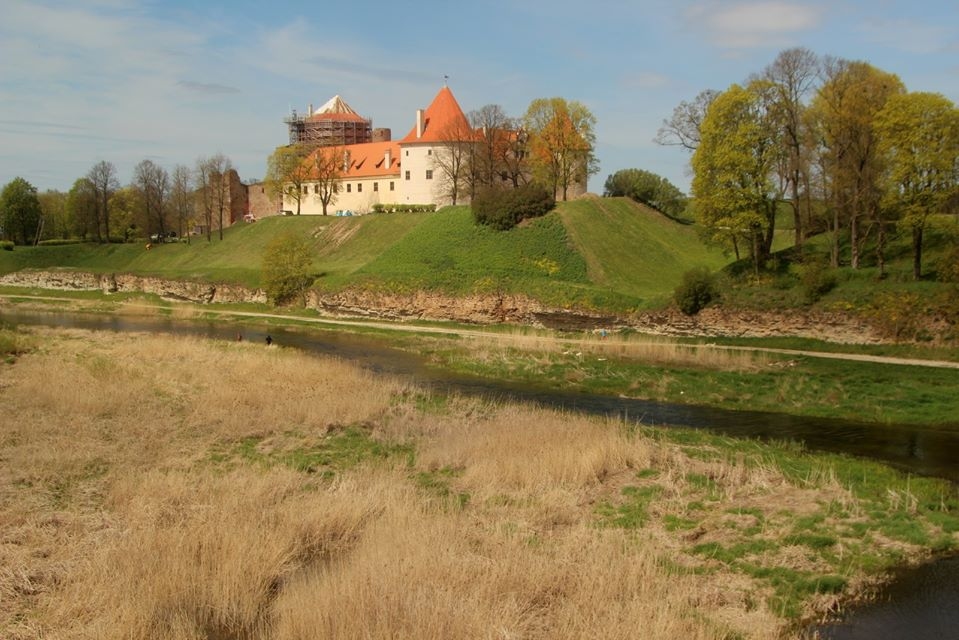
[281,86,472,215]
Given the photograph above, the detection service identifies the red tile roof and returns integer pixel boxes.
[399,86,474,144]
[304,140,401,180]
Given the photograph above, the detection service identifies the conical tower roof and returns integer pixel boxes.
[309,95,368,123]
[400,86,473,143]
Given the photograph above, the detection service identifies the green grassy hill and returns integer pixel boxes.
[0,199,730,311]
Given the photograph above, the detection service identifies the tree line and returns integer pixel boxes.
[658,48,959,279]
[1,153,241,246]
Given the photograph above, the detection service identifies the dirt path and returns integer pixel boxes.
[4,293,959,370]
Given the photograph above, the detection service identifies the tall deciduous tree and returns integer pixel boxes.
[434,116,476,206]
[66,178,97,240]
[195,153,233,241]
[524,98,598,201]
[170,164,193,243]
[876,92,959,280]
[266,145,317,215]
[309,146,343,216]
[133,159,170,240]
[87,160,119,243]
[37,189,69,241]
[809,59,904,268]
[692,82,783,273]
[0,177,42,245]
[761,47,819,247]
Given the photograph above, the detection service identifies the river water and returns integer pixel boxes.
[3,307,958,637]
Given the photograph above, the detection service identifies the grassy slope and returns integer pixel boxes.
[2,200,724,311]
[558,198,728,305]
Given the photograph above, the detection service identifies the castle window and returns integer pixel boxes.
[405,171,410,180]
[357,183,363,193]
[426,169,433,180]
[347,184,351,193]
[373,182,379,192]
[428,149,432,156]
[405,150,409,156]
[303,185,308,194]
[390,181,395,191]
[314,185,319,193]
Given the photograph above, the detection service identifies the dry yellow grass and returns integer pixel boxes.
[0,326,926,639]
[460,329,769,372]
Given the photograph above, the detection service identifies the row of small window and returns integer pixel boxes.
[303,170,434,195]
[303,181,399,195]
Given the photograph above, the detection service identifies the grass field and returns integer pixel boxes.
[1,325,957,639]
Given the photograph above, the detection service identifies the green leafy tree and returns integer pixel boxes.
[36,189,68,241]
[66,178,97,240]
[875,92,959,280]
[691,82,782,274]
[603,169,687,217]
[262,233,314,305]
[524,98,598,201]
[809,59,904,269]
[0,177,42,245]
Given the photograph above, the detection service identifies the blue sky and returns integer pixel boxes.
[1,0,956,195]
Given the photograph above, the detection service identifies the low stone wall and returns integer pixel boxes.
[0,270,267,305]
[1,269,887,343]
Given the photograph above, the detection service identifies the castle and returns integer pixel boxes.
[244,85,586,220]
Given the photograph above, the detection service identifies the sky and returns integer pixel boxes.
[1,0,957,196]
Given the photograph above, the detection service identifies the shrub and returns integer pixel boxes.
[371,203,436,213]
[472,184,555,231]
[261,233,314,306]
[674,267,718,315]
[798,260,837,304]
[0,240,13,251]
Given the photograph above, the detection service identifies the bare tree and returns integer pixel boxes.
[654,89,719,152]
[170,164,193,243]
[194,153,233,241]
[434,117,476,205]
[87,160,119,243]
[310,146,343,215]
[132,159,170,240]
[762,47,820,247]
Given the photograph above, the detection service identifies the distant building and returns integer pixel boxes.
[283,95,380,146]
[279,86,586,216]
[281,87,474,215]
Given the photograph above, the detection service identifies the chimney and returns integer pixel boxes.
[416,109,424,139]
[384,148,392,169]
[342,149,351,172]
[308,103,314,117]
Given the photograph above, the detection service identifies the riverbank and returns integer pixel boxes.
[2,325,956,639]
[4,288,959,428]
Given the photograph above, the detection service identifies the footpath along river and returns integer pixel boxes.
[3,308,958,638]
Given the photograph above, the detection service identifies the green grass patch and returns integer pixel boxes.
[208,426,413,477]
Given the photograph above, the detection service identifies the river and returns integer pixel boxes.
[2,307,957,637]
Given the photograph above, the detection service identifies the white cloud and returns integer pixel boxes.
[684,1,823,49]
